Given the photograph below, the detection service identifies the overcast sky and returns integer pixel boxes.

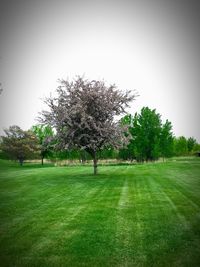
[0,0,200,141]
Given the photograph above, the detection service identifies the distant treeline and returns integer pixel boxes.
[0,107,199,165]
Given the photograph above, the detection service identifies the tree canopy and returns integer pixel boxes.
[31,124,54,165]
[40,77,137,174]
[120,107,174,162]
[0,125,39,165]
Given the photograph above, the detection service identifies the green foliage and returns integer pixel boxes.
[121,108,160,161]
[51,148,117,162]
[32,124,54,143]
[173,136,188,156]
[160,120,174,158]
[187,137,197,153]
[97,147,117,160]
[31,124,55,164]
[0,126,39,165]
[193,143,200,154]
[119,107,175,161]
[173,136,199,156]
[135,107,162,161]
[54,149,91,161]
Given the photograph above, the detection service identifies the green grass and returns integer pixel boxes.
[0,158,200,267]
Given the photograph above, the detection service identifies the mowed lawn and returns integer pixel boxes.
[0,158,200,267]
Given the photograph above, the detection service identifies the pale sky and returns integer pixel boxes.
[0,0,200,141]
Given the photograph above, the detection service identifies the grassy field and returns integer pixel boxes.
[0,158,200,267]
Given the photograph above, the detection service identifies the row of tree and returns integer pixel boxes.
[0,77,199,174]
[119,107,199,162]
[0,108,199,166]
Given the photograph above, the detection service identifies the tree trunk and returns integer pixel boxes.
[19,158,23,166]
[41,156,44,165]
[93,152,98,175]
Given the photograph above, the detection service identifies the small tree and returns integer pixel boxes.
[40,77,136,174]
[193,143,200,155]
[119,114,135,161]
[173,136,188,156]
[1,126,39,165]
[187,137,197,154]
[160,120,174,160]
[32,124,54,165]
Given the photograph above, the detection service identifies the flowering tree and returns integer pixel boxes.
[40,77,137,174]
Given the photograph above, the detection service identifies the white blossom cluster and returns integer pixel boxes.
[40,77,136,159]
